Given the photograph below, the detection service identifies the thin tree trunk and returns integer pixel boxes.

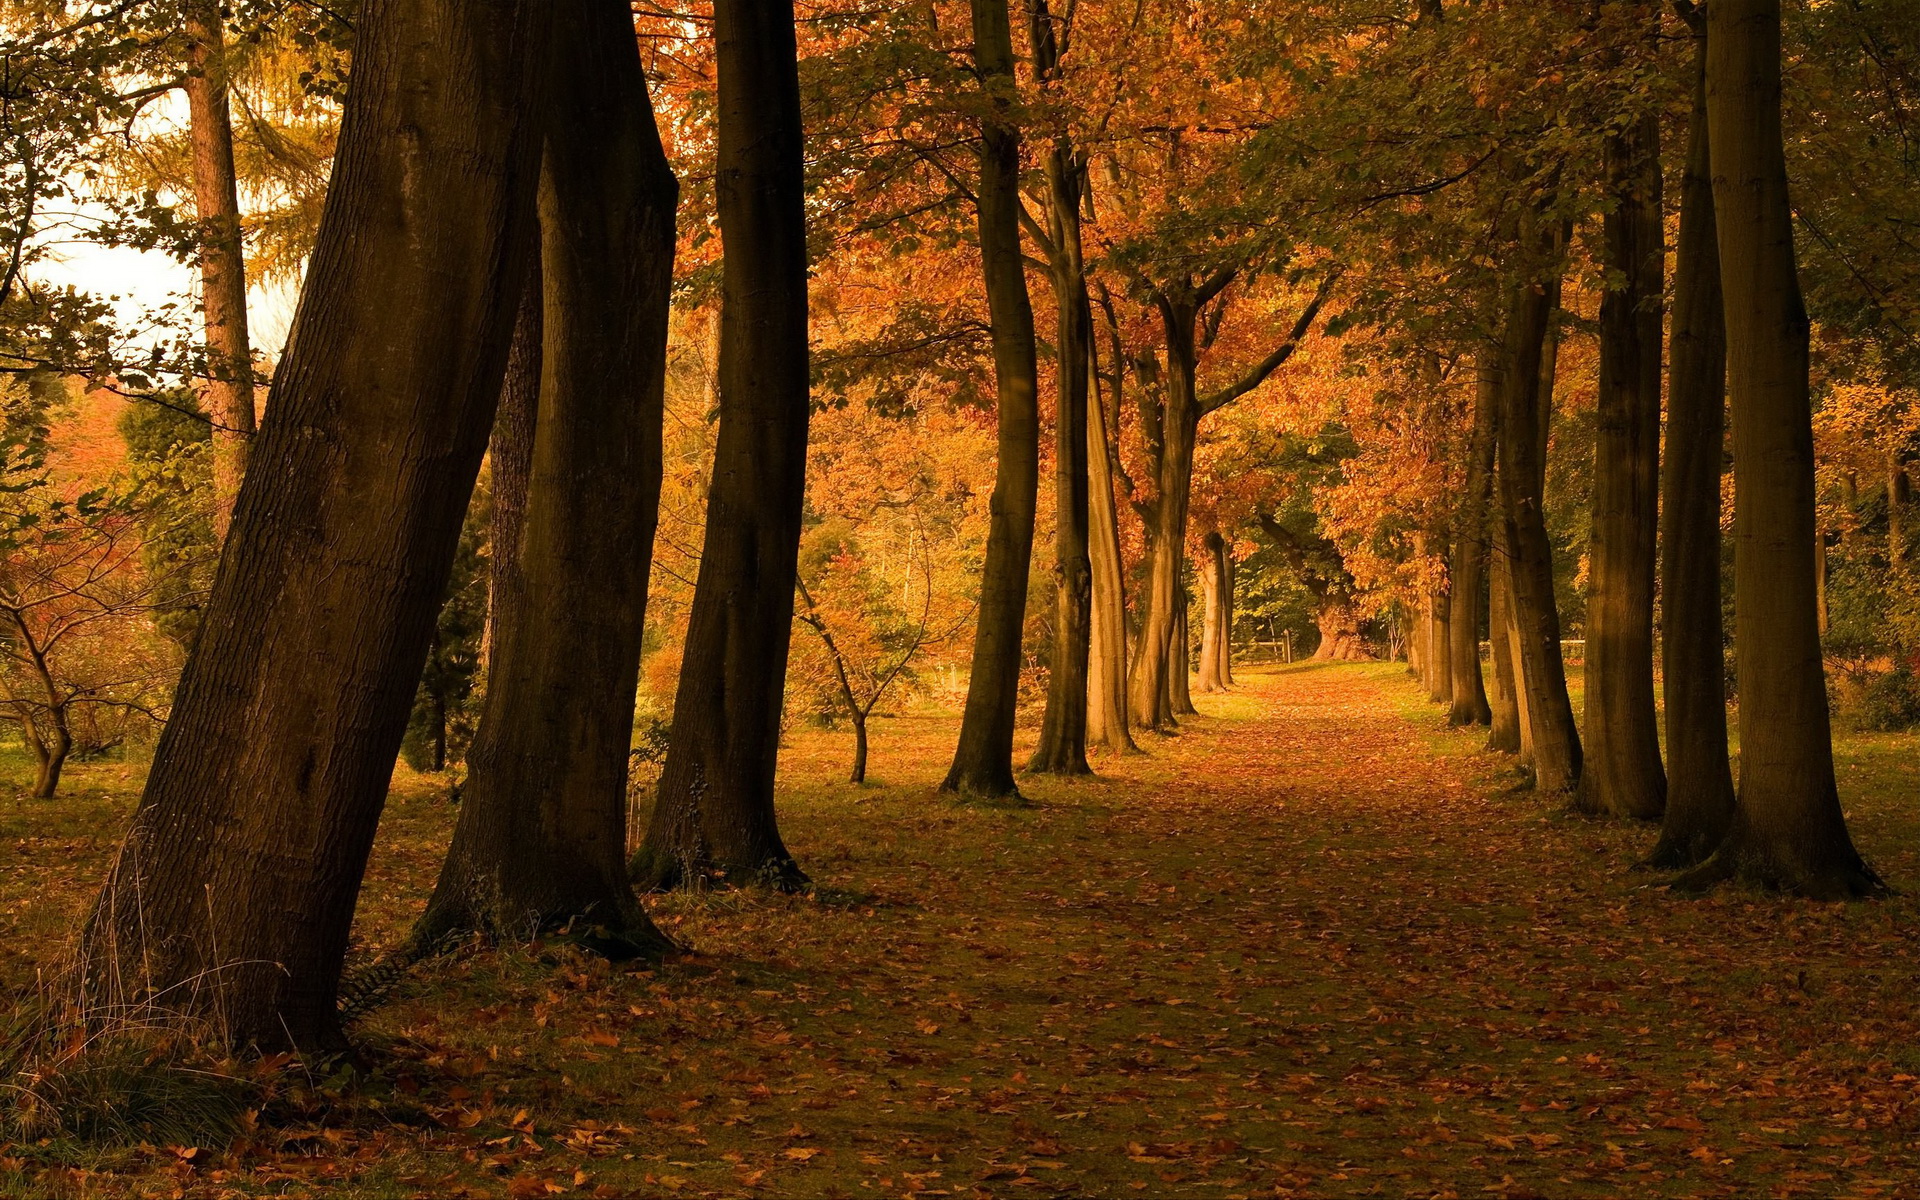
[1028,9,1092,775]
[1486,516,1522,752]
[1579,99,1668,821]
[942,0,1041,797]
[31,706,69,800]
[1425,547,1452,705]
[184,0,255,539]
[636,0,811,887]
[78,0,546,1052]
[1217,548,1236,686]
[1170,579,1196,714]
[1128,317,1196,732]
[1680,0,1876,896]
[1449,353,1498,725]
[420,0,677,952]
[1650,5,1736,868]
[1497,226,1583,796]
[1086,336,1135,753]
[1197,531,1229,691]
[849,709,869,785]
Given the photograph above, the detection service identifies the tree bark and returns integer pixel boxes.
[941,0,1041,798]
[636,0,812,887]
[1196,531,1234,691]
[1313,594,1368,661]
[1486,517,1523,753]
[78,0,546,1052]
[1496,227,1583,796]
[1129,293,1200,732]
[1448,354,1498,726]
[1028,9,1092,775]
[183,0,255,540]
[1424,541,1452,705]
[1086,329,1137,753]
[419,0,677,954]
[1679,0,1877,896]
[482,261,542,672]
[1649,7,1736,869]
[1578,105,1668,821]
[1170,581,1197,715]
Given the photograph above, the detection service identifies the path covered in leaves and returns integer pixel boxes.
[12,662,1920,1197]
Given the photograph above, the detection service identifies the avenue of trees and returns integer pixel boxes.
[0,0,1913,1054]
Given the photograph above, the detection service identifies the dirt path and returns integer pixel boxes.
[12,663,1920,1197]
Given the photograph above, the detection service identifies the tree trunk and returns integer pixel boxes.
[849,709,869,785]
[1650,11,1737,869]
[1578,105,1668,821]
[1424,555,1452,705]
[1313,593,1368,661]
[1086,337,1136,753]
[419,0,677,953]
[30,706,70,800]
[184,0,256,540]
[1193,531,1230,692]
[78,0,546,1052]
[1448,354,1498,726]
[1170,580,1197,715]
[1496,229,1583,796]
[1680,0,1876,896]
[482,262,542,672]
[636,0,812,887]
[1128,304,1198,732]
[1889,451,1906,567]
[941,0,1041,797]
[1028,41,1092,775]
[1486,516,1523,753]
[1406,600,1425,677]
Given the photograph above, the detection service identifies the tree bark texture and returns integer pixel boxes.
[1448,356,1498,726]
[481,258,542,672]
[941,0,1041,797]
[1196,530,1233,691]
[636,0,812,886]
[1486,516,1523,753]
[1682,0,1876,895]
[1496,234,1583,795]
[184,0,256,539]
[1086,332,1136,753]
[1578,104,1668,821]
[419,0,677,954]
[1650,9,1737,869]
[1171,582,1196,715]
[79,0,546,1052]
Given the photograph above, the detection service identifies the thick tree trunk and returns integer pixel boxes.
[1406,600,1425,676]
[636,0,812,887]
[184,0,255,539]
[1486,517,1523,753]
[941,0,1041,797]
[1650,12,1737,869]
[482,263,542,671]
[1028,55,1092,775]
[419,0,676,953]
[1449,355,1498,726]
[1128,311,1197,732]
[1313,594,1368,661]
[78,0,545,1052]
[1680,0,1876,896]
[1497,233,1583,796]
[1086,341,1136,753]
[1579,108,1668,821]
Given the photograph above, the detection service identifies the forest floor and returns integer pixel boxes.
[6,662,1920,1198]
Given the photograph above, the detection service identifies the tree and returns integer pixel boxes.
[1195,528,1234,691]
[1446,356,1496,726]
[1026,0,1093,777]
[1678,0,1877,896]
[1648,0,1735,868]
[182,0,254,538]
[420,0,678,954]
[1577,18,1667,820]
[634,0,813,889]
[77,0,548,1051]
[1086,285,1137,752]
[940,0,1041,799]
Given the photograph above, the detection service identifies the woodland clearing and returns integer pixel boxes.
[3,662,1918,1198]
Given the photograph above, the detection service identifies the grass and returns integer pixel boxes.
[3,663,1920,1196]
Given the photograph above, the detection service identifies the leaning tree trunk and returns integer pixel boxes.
[1649,8,1736,869]
[1578,105,1667,821]
[1195,535,1234,690]
[184,0,255,539]
[418,0,677,954]
[1497,231,1583,796]
[78,0,545,1052]
[1680,0,1876,896]
[1028,91,1092,775]
[636,0,812,888]
[942,0,1041,798]
[1086,342,1136,753]
[1448,355,1498,726]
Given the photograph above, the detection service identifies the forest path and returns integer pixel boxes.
[301,663,1920,1195]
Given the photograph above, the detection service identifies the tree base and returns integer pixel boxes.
[1670,833,1885,900]
[629,843,811,895]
